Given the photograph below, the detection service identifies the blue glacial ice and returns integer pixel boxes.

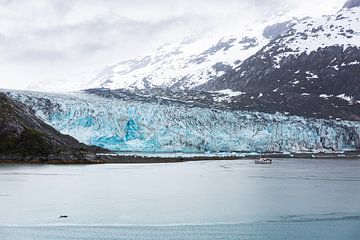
[7,91,360,153]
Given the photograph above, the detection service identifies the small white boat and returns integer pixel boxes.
[255,158,272,164]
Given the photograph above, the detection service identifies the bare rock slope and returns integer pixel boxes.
[0,93,104,163]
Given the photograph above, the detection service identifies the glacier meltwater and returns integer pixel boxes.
[8,91,360,153]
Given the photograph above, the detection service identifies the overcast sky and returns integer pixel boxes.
[0,0,343,91]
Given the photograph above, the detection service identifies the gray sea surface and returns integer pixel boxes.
[0,159,359,239]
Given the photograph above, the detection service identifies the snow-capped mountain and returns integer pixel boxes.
[85,1,359,95]
[203,3,360,90]
[86,34,267,90]
[197,2,360,120]
[85,15,299,90]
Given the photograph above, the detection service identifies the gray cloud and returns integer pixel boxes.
[0,14,210,63]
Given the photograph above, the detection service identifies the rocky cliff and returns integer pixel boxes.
[0,93,104,163]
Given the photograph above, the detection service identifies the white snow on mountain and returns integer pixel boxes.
[319,94,334,99]
[268,6,360,67]
[210,89,246,102]
[81,2,360,93]
[86,32,268,90]
[211,89,246,97]
[337,93,354,103]
[84,12,302,91]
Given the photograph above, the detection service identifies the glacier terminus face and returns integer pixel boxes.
[7,90,360,154]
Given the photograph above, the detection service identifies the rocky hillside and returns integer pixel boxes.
[198,4,360,121]
[0,93,104,163]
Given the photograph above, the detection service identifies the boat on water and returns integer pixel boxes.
[255,158,272,164]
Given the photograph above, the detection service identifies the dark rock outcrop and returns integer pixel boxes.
[0,93,105,163]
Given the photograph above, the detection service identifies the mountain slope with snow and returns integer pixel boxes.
[85,15,300,91]
[203,4,360,90]
[85,2,359,94]
[199,4,360,120]
[86,34,267,90]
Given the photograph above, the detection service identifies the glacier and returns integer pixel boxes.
[6,90,360,153]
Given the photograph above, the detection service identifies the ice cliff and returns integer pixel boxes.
[7,91,360,153]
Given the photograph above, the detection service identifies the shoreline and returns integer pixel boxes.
[0,151,359,164]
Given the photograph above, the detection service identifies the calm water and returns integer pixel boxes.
[0,159,359,239]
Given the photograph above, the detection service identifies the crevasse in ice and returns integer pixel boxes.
[8,91,360,153]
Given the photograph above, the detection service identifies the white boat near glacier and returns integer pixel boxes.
[255,158,272,164]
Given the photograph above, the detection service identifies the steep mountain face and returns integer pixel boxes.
[199,5,360,120]
[0,92,103,163]
[7,90,360,154]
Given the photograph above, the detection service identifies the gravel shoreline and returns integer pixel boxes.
[1,151,359,164]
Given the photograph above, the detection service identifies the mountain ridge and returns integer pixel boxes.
[196,5,360,120]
